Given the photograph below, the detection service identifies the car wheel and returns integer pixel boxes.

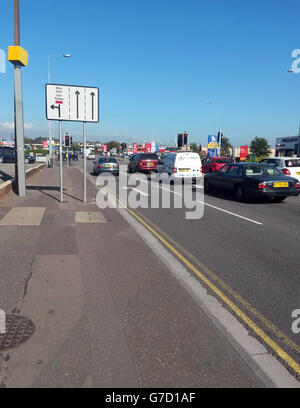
[234,184,244,202]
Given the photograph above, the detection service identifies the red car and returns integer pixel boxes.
[128,153,159,173]
[202,157,233,174]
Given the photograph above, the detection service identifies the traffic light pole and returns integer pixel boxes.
[218,131,222,157]
[59,121,63,202]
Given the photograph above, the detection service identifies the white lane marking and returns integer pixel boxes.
[122,186,149,197]
[197,200,263,225]
[133,176,263,226]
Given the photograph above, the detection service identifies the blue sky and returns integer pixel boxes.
[1,0,300,146]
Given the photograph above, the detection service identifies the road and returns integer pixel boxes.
[81,157,300,381]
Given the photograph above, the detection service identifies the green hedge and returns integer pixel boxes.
[25,149,49,156]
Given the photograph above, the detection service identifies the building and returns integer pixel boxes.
[275,136,300,157]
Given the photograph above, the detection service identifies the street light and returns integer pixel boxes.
[47,53,71,164]
[48,53,71,82]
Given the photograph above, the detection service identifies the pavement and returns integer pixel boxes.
[0,163,268,388]
[0,163,38,184]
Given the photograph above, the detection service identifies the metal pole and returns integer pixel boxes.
[14,0,20,46]
[14,66,26,196]
[67,147,69,166]
[47,56,52,166]
[59,121,63,202]
[83,122,87,202]
[13,0,26,196]
[218,130,222,157]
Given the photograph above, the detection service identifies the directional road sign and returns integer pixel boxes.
[46,84,99,122]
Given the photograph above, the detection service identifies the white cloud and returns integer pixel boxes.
[0,122,34,130]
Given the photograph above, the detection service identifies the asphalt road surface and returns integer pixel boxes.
[81,157,300,381]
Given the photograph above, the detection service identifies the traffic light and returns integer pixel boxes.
[217,131,223,142]
[183,133,188,145]
[177,134,183,148]
[64,134,71,148]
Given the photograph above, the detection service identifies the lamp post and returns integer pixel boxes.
[8,0,29,196]
[47,54,71,164]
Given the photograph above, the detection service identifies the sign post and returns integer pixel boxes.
[46,84,99,203]
[59,121,63,202]
[83,122,87,203]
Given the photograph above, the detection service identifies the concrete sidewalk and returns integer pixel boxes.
[0,164,265,388]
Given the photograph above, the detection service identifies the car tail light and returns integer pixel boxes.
[139,161,143,167]
[258,182,267,189]
[173,167,177,173]
[282,168,291,176]
[98,164,102,169]
[199,167,202,173]
[294,182,300,188]
[116,164,119,168]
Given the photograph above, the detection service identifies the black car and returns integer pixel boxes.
[93,156,119,176]
[70,152,78,160]
[0,147,15,163]
[204,162,300,202]
[0,147,36,164]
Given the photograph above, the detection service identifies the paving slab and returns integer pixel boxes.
[0,207,46,226]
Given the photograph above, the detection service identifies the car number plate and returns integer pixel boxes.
[179,168,189,172]
[105,164,113,168]
[147,163,154,166]
[296,172,300,175]
[273,182,288,188]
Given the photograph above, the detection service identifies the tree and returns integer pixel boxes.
[250,137,271,158]
[107,141,120,152]
[71,143,81,151]
[220,137,232,156]
[190,143,200,153]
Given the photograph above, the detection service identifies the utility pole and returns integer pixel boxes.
[218,130,222,157]
[8,0,28,196]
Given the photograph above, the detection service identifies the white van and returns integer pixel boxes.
[157,151,202,182]
[260,157,300,182]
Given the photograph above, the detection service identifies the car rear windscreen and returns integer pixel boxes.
[285,159,300,167]
[98,157,117,163]
[140,154,158,160]
[244,165,280,176]
[216,158,232,163]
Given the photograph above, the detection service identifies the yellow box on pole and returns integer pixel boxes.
[8,46,28,67]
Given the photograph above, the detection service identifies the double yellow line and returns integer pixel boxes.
[100,185,300,377]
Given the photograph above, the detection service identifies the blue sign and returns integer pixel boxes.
[156,145,159,153]
[208,135,217,144]
[207,148,218,157]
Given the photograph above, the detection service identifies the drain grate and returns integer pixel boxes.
[0,315,35,352]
